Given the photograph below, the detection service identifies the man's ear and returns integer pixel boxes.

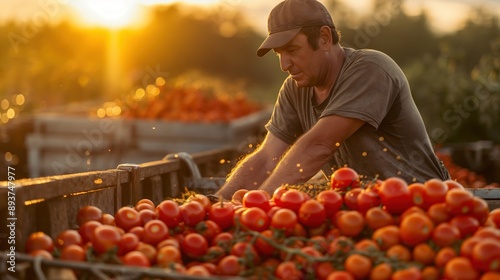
[319,26,332,50]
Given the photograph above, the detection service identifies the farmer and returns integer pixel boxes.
[216,0,450,200]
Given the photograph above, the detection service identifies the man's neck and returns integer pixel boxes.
[314,45,345,104]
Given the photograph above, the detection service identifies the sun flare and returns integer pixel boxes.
[69,0,144,29]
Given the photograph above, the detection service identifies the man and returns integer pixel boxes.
[216,0,450,200]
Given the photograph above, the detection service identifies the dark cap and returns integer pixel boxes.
[257,0,334,57]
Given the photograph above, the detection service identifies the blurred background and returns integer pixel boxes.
[0,0,499,183]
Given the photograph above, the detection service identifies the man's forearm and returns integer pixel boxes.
[215,152,275,200]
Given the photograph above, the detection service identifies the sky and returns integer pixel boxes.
[0,0,499,34]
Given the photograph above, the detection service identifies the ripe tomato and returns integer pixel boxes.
[211,232,234,251]
[298,199,326,228]
[328,236,354,255]
[78,220,102,244]
[386,244,411,262]
[399,212,434,247]
[254,229,277,256]
[343,188,362,211]
[231,189,249,204]
[122,251,151,267]
[135,242,157,264]
[488,208,500,228]
[275,261,304,280]
[364,207,394,230]
[135,203,155,212]
[378,177,411,214]
[55,229,82,250]
[370,263,393,280]
[412,243,436,265]
[276,189,305,213]
[446,188,474,215]
[326,271,355,280]
[330,167,359,191]
[209,201,235,230]
[203,245,225,264]
[181,233,208,259]
[471,238,500,272]
[156,245,182,267]
[444,257,479,280]
[156,200,182,228]
[471,197,490,224]
[391,266,422,280]
[316,189,343,217]
[432,222,461,247]
[138,209,157,225]
[117,232,140,255]
[217,255,243,276]
[272,186,288,205]
[444,179,465,190]
[115,207,142,231]
[357,189,381,213]
[372,225,400,250]
[25,232,54,253]
[240,207,270,232]
[423,178,448,208]
[230,242,259,265]
[344,253,372,280]
[270,208,298,235]
[186,265,210,277]
[450,215,480,238]
[408,182,426,208]
[77,205,103,226]
[187,194,211,214]
[59,244,86,262]
[427,202,452,224]
[336,210,364,237]
[435,246,457,268]
[101,213,115,226]
[92,225,121,255]
[142,220,169,246]
[195,220,222,243]
[242,190,271,211]
[136,198,155,209]
[180,201,206,227]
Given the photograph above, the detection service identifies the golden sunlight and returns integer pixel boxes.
[69,0,145,29]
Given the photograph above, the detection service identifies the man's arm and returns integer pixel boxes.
[258,115,365,194]
[215,132,290,200]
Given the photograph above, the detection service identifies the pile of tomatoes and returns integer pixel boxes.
[24,167,500,280]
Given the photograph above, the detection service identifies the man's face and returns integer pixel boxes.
[273,33,326,88]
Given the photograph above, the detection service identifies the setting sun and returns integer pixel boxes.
[69,0,145,29]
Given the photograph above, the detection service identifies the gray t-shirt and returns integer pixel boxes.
[265,47,450,183]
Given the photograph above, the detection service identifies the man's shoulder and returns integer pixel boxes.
[345,47,394,65]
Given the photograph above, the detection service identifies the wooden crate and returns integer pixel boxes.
[0,147,238,253]
[467,188,500,211]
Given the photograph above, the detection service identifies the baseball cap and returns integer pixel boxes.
[257,0,335,57]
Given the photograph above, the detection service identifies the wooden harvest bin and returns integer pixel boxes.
[0,147,239,253]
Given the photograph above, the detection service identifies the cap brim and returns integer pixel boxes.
[256,28,301,57]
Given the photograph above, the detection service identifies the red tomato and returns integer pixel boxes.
[357,189,381,213]
[92,225,121,255]
[195,220,222,243]
[55,229,82,250]
[187,194,211,214]
[270,208,298,235]
[230,242,259,265]
[443,257,479,280]
[231,189,249,204]
[203,245,225,264]
[156,245,182,267]
[444,180,465,190]
[78,220,102,244]
[25,232,54,253]
[330,167,359,191]
[275,261,304,279]
[471,238,500,272]
[242,190,271,211]
[408,182,426,208]
[316,189,343,217]
[135,203,155,212]
[138,209,157,225]
[298,199,326,228]
[156,200,182,228]
[136,198,155,209]
[60,244,86,262]
[364,207,394,230]
[142,220,169,246]
[180,201,206,227]
[209,201,235,230]
[445,188,474,215]
[432,222,461,247]
[77,205,103,226]
[399,212,434,247]
[122,251,151,267]
[276,189,305,213]
[272,186,288,205]
[181,233,208,259]
[211,232,234,251]
[254,229,277,256]
[217,255,243,276]
[117,232,140,255]
[343,188,362,211]
[336,210,365,237]
[423,178,448,208]
[471,196,490,224]
[101,213,115,226]
[378,177,411,214]
[240,207,270,232]
[450,215,480,238]
[115,207,142,231]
